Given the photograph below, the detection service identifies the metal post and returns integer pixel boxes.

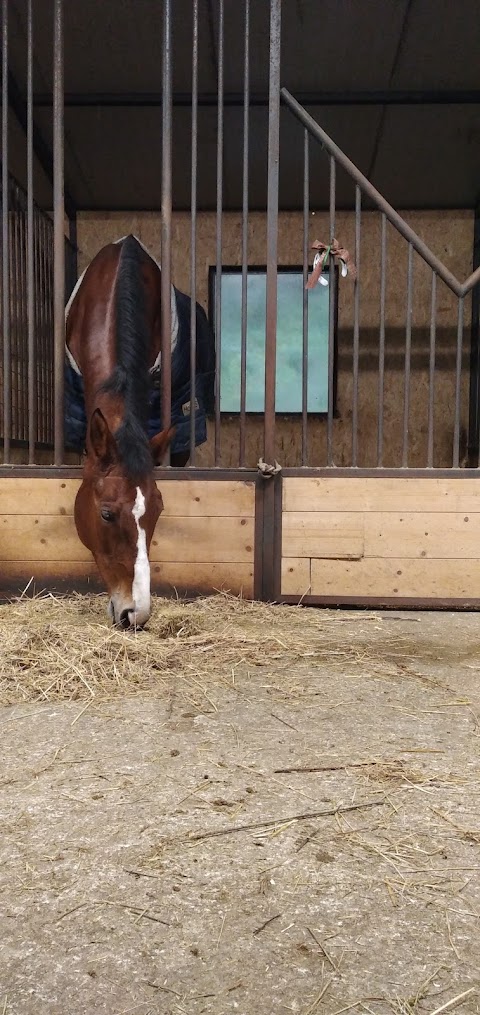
[2,0,10,462]
[161,0,172,454]
[467,202,480,467]
[326,156,336,466]
[27,0,35,462]
[264,0,281,467]
[239,0,250,468]
[261,0,281,602]
[352,184,361,466]
[427,272,437,468]
[301,128,309,466]
[53,0,65,465]
[189,0,198,466]
[402,243,413,467]
[214,0,224,464]
[377,214,387,466]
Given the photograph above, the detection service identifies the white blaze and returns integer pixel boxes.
[131,486,151,625]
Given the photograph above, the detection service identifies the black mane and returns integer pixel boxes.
[101,235,154,480]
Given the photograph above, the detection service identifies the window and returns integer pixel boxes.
[209,266,337,414]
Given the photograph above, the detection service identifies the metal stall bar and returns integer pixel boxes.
[467,204,480,467]
[239,0,250,468]
[45,213,54,444]
[12,189,22,441]
[2,0,10,461]
[264,0,281,468]
[426,272,437,468]
[301,128,309,466]
[27,0,35,462]
[214,0,224,465]
[452,297,464,468]
[189,0,198,466]
[53,0,64,464]
[260,0,281,602]
[161,0,172,453]
[377,213,387,466]
[326,156,336,466]
[402,243,413,467]
[38,214,47,444]
[352,184,361,466]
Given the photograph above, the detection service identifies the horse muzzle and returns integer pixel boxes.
[108,595,151,630]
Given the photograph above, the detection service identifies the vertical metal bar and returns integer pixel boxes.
[264,0,281,468]
[326,156,336,466]
[261,0,281,603]
[27,0,35,462]
[53,0,64,464]
[352,184,361,466]
[161,0,172,454]
[2,0,10,462]
[377,213,387,467]
[20,197,26,442]
[402,242,413,467]
[46,214,54,445]
[189,0,198,466]
[301,128,309,466]
[452,297,464,468]
[13,189,20,441]
[38,214,46,445]
[239,0,250,468]
[467,203,480,468]
[214,0,224,465]
[9,190,17,445]
[38,213,46,444]
[426,271,437,468]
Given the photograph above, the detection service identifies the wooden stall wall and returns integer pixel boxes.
[78,209,473,470]
[281,475,480,606]
[0,476,256,598]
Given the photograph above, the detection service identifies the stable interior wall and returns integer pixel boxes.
[78,209,474,470]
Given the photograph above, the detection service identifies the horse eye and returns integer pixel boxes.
[101,507,115,523]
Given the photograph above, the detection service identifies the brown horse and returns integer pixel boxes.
[66,235,173,628]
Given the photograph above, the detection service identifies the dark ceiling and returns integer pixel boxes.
[6,0,480,213]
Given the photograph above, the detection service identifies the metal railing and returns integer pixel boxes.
[277,87,478,470]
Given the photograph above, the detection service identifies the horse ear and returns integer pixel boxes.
[89,408,118,469]
[150,426,175,465]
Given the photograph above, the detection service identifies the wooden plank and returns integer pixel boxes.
[0,478,255,517]
[364,512,480,559]
[282,512,364,560]
[0,516,92,561]
[151,562,254,596]
[283,477,480,514]
[151,516,254,562]
[0,514,254,564]
[0,560,98,580]
[161,480,255,517]
[310,557,480,599]
[0,478,81,515]
[0,561,253,598]
[281,557,311,595]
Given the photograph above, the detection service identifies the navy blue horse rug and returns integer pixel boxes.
[65,283,215,463]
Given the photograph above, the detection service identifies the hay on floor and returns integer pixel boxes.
[0,591,421,705]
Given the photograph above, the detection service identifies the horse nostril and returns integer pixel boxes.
[119,608,132,629]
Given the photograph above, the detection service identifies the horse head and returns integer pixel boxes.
[74,408,173,629]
